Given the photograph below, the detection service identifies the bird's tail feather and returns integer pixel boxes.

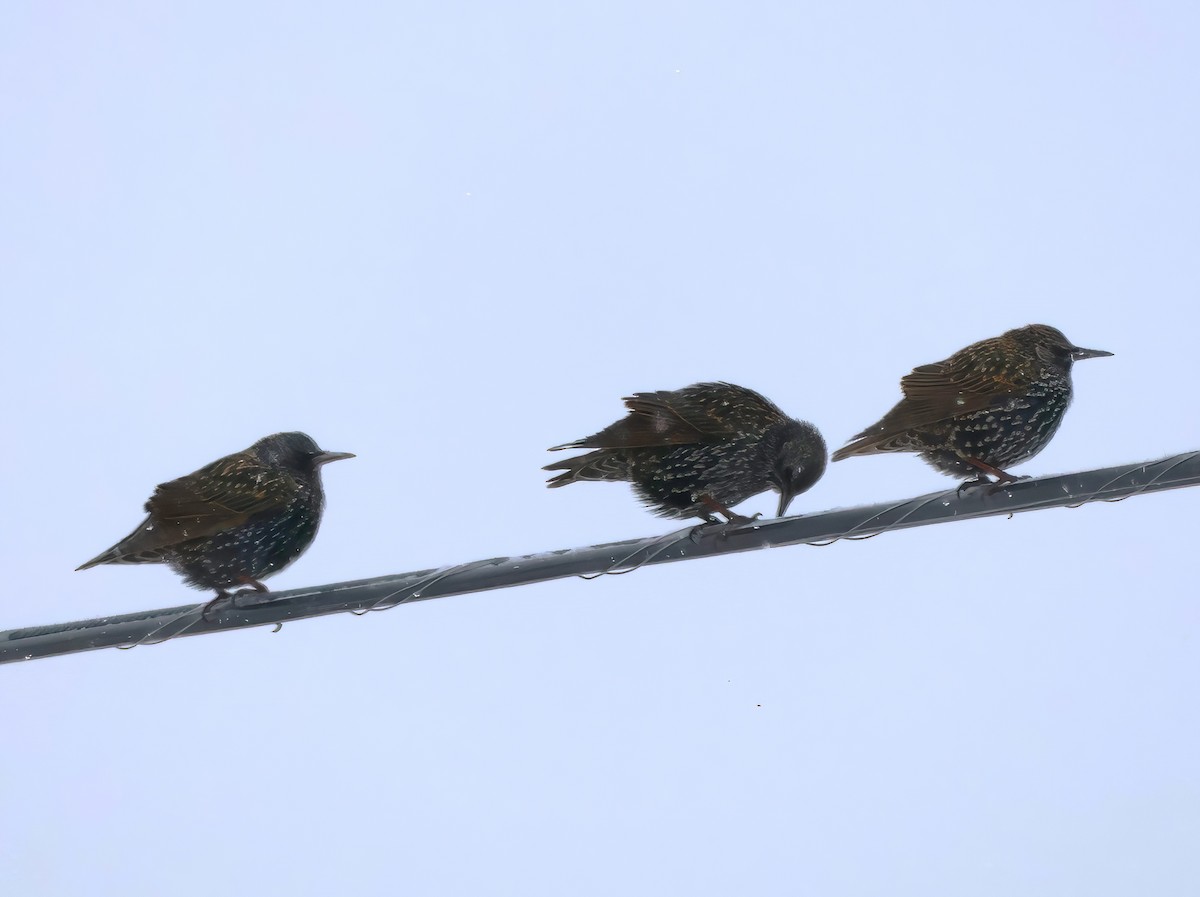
[543,449,628,487]
[76,517,167,571]
[830,428,890,462]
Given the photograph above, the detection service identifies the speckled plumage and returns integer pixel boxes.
[545,382,827,520]
[832,324,1112,482]
[77,432,354,597]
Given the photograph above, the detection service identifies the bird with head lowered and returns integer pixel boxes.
[546,382,827,522]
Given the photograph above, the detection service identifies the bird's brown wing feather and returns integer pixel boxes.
[80,454,300,567]
[553,382,785,450]
[144,454,298,538]
[834,339,1031,459]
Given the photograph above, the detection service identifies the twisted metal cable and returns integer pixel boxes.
[4,450,1197,664]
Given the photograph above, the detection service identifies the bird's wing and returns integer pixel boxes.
[553,383,784,450]
[146,454,299,532]
[834,339,1031,458]
[89,454,299,566]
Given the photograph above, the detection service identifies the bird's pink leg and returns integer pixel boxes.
[964,457,1023,485]
[202,578,270,620]
[699,495,759,525]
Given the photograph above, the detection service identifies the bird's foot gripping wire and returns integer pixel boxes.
[725,511,763,526]
[697,494,762,531]
[956,476,989,496]
[698,495,757,524]
[688,510,762,543]
[957,458,1030,496]
[202,580,270,621]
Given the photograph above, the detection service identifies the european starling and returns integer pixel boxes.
[832,324,1112,483]
[77,432,354,600]
[545,382,827,520]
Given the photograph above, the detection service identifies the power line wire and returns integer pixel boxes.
[5,449,1197,665]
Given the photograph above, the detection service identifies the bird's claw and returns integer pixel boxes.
[958,472,1030,497]
[202,585,272,620]
[956,477,989,496]
[725,512,762,526]
[688,512,761,543]
[201,594,232,622]
[229,586,272,608]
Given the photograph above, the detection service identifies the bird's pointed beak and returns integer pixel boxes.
[314,451,356,465]
[777,488,796,519]
[1071,346,1113,361]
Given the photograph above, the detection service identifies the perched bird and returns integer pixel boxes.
[832,324,1112,483]
[545,382,827,521]
[77,432,354,602]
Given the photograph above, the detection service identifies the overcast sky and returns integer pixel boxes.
[3,2,1198,894]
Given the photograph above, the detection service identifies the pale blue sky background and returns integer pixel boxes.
[3,2,1198,894]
